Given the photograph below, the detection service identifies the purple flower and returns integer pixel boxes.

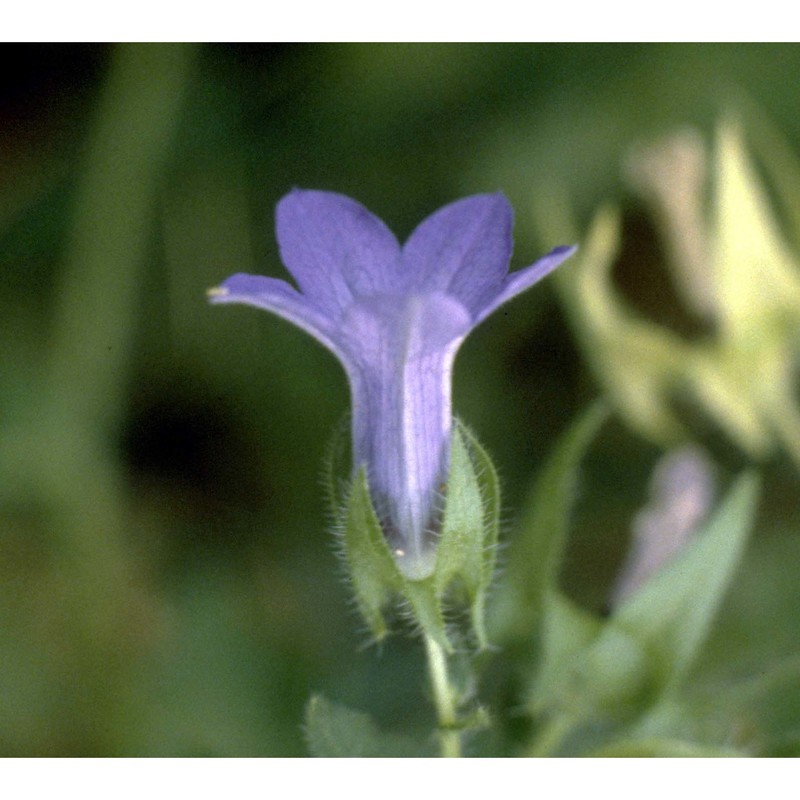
[209,190,574,578]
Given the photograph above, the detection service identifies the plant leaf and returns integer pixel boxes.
[340,468,404,641]
[529,590,603,715]
[462,424,501,649]
[305,695,432,757]
[432,423,500,648]
[529,470,760,740]
[587,737,744,758]
[434,426,486,600]
[712,120,800,344]
[611,471,760,693]
[494,402,608,643]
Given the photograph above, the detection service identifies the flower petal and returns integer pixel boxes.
[402,193,513,315]
[341,292,472,578]
[475,245,577,323]
[276,189,403,315]
[208,272,344,357]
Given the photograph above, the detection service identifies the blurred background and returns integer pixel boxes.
[1,43,799,756]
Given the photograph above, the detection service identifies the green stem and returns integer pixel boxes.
[49,43,196,435]
[423,633,462,758]
[525,713,576,758]
[39,43,195,569]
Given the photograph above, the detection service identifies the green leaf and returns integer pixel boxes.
[340,469,404,641]
[494,403,608,642]
[432,423,499,648]
[745,101,800,252]
[711,120,800,344]
[530,590,651,725]
[434,426,485,597]
[529,590,603,715]
[682,120,800,465]
[587,737,745,758]
[305,695,432,757]
[611,471,760,693]
[529,472,760,729]
[685,346,773,459]
[695,653,800,756]
[321,414,352,517]
[460,423,502,648]
[577,621,651,717]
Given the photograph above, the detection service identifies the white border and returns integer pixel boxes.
[4,3,794,43]
[3,757,794,798]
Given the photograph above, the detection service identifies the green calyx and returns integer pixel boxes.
[333,421,500,651]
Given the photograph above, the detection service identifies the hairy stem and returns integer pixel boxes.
[423,633,461,758]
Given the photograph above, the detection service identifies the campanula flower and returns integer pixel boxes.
[209,190,574,578]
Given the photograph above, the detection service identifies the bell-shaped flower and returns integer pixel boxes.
[209,189,574,578]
